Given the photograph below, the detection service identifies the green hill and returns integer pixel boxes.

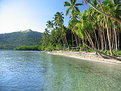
[0,29,42,49]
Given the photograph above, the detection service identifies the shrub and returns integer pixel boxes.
[14,45,39,50]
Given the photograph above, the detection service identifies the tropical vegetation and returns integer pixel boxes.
[39,0,121,59]
[14,45,39,50]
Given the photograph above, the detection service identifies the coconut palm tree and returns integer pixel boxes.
[46,20,54,30]
[102,0,121,53]
[64,0,83,47]
[53,12,64,26]
[53,12,69,47]
[64,0,83,18]
[83,0,121,23]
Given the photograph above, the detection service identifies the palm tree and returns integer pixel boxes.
[46,20,54,30]
[64,0,83,19]
[83,0,121,23]
[102,0,121,54]
[64,0,82,47]
[53,12,64,26]
[53,12,69,47]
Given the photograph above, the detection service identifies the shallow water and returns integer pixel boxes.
[0,50,121,91]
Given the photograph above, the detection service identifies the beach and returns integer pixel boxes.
[48,51,121,64]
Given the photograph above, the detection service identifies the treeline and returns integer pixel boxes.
[39,0,121,56]
[14,45,39,50]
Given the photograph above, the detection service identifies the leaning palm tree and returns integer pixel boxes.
[64,0,83,18]
[101,0,121,54]
[83,0,121,23]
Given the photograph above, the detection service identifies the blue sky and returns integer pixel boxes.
[0,0,89,33]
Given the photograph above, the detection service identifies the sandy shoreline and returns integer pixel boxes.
[47,51,121,64]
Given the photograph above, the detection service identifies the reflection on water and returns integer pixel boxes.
[0,50,121,91]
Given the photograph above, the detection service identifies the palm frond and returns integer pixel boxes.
[65,7,72,16]
[73,0,76,4]
[64,2,71,7]
[75,3,83,6]
[75,7,80,12]
[70,0,73,4]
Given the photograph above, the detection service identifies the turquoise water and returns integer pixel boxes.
[0,50,121,91]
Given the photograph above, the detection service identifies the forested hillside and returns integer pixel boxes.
[0,29,42,49]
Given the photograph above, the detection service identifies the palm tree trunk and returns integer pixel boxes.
[118,33,120,50]
[98,27,104,50]
[64,32,69,47]
[114,25,118,50]
[101,32,104,50]
[102,27,107,50]
[85,31,95,48]
[112,32,115,49]
[74,33,79,47]
[85,1,121,24]
[93,28,99,50]
[105,18,113,56]
[71,32,74,46]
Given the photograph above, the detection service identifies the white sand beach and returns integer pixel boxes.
[47,51,121,64]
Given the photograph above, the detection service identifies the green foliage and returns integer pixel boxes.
[85,49,95,52]
[113,50,121,56]
[64,0,82,17]
[14,45,39,50]
[38,44,62,51]
[104,50,110,55]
